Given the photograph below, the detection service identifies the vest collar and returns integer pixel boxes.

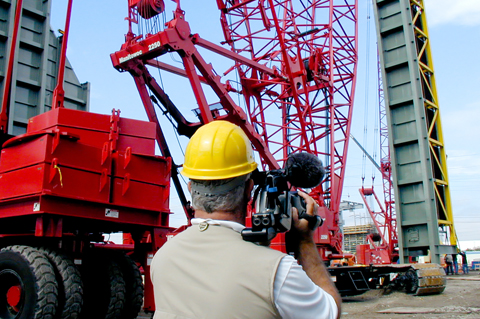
[191,218,245,233]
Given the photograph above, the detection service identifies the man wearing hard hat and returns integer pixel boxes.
[151,121,341,319]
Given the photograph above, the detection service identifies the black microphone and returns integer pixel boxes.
[285,152,325,189]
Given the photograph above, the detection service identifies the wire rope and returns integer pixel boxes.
[361,0,372,187]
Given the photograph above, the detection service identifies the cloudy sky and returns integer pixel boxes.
[50,1,479,247]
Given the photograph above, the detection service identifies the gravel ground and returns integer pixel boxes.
[341,271,480,319]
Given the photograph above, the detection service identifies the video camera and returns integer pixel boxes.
[241,153,325,243]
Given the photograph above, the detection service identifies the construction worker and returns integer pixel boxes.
[444,254,454,275]
[459,251,469,274]
[151,120,341,319]
[452,252,459,275]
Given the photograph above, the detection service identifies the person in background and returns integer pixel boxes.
[452,252,459,275]
[444,254,453,275]
[150,121,341,319]
[459,251,469,274]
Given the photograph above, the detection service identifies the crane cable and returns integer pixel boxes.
[136,9,189,188]
[361,0,372,188]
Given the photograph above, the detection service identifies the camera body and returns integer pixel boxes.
[241,169,322,243]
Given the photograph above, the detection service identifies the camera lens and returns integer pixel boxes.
[253,217,262,227]
[262,217,270,226]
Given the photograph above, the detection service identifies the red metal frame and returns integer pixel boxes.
[217,0,358,255]
[358,187,397,264]
[0,0,23,134]
[0,0,358,314]
[112,0,358,257]
[51,0,73,110]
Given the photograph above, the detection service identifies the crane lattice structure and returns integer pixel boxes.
[111,0,358,256]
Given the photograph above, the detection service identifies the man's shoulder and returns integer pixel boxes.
[154,224,286,264]
[245,240,287,258]
[158,226,196,247]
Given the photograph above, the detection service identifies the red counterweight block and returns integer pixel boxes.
[0,108,171,222]
[113,148,171,212]
[0,131,111,203]
[27,107,157,155]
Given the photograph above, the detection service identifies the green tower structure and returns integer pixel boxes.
[372,0,457,264]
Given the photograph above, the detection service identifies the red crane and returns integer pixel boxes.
[111,0,358,259]
[111,0,447,304]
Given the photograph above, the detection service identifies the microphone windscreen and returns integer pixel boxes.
[285,152,325,188]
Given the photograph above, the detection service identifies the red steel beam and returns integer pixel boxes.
[0,0,23,133]
[52,0,74,109]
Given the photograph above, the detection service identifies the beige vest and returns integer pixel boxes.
[151,224,285,319]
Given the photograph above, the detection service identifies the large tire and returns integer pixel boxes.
[112,252,144,319]
[0,245,58,319]
[37,247,83,319]
[80,251,126,319]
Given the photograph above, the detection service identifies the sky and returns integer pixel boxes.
[425,0,480,248]
[49,1,480,248]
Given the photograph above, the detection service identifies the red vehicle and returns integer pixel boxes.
[0,1,171,318]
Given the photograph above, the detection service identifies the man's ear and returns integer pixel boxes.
[246,178,254,198]
[188,181,192,193]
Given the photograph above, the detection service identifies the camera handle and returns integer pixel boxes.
[286,192,323,257]
[290,192,323,230]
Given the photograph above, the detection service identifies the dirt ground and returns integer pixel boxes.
[341,271,480,319]
[137,272,480,319]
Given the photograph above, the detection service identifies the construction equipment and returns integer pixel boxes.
[0,0,451,317]
[351,129,399,265]
[354,187,447,295]
[111,0,358,261]
[0,1,171,318]
[349,0,454,295]
[110,0,448,298]
[351,53,399,266]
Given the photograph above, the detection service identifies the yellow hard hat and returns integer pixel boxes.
[181,121,258,180]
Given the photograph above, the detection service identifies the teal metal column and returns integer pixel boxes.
[371,0,456,264]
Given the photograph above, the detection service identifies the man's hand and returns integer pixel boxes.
[292,190,319,239]
[290,190,342,319]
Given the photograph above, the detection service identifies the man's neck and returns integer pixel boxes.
[194,210,245,225]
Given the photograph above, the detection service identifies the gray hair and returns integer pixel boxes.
[190,174,251,214]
